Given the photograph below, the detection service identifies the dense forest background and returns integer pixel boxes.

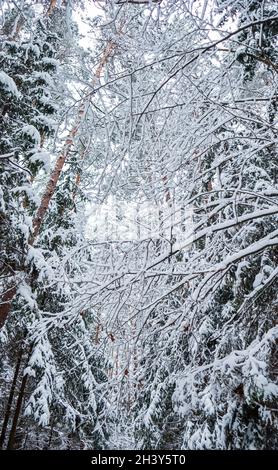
[0,0,277,450]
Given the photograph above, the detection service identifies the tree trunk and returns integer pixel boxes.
[0,286,17,330]
[0,345,24,448]
[31,37,117,241]
[6,345,32,450]
[46,0,57,16]
[0,35,118,329]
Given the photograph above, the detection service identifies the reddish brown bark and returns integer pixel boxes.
[31,109,85,241]
[0,286,17,329]
[72,145,86,203]
[72,38,117,198]
[32,37,117,241]
[0,27,120,329]
[46,0,58,16]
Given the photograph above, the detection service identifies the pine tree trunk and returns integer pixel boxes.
[72,38,118,202]
[46,0,57,16]
[0,35,119,330]
[32,36,117,241]
[0,286,17,329]
[0,345,24,448]
[47,419,55,449]
[6,346,32,450]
